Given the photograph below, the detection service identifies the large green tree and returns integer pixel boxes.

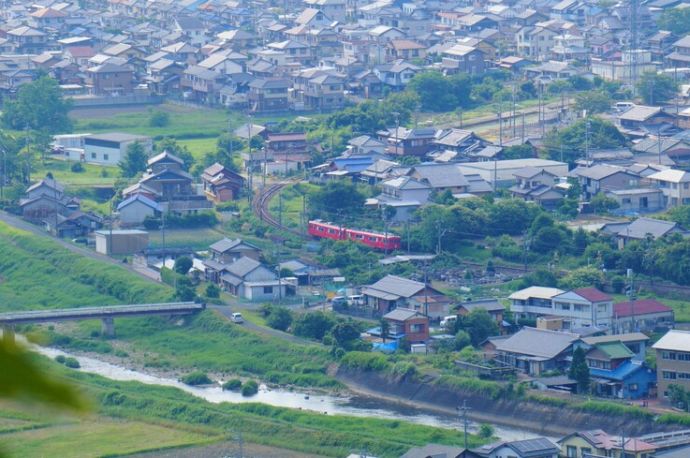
[569,347,590,393]
[544,117,626,164]
[461,309,499,346]
[118,141,148,178]
[658,7,690,35]
[575,90,612,114]
[2,76,73,133]
[308,181,368,220]
[638,72,678,105]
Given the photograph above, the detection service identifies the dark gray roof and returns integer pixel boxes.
[508,438,560,457]
[400,443,467,458]
[209,238,259,253]
[366,274,425,298]
[459,298,504,313]
[409,164,469,189]
[494,327,578,359]
[383,307,424,322]
[225,256,262,278]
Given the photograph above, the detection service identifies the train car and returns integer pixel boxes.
[307,220,346,241]
[308,220,401,251]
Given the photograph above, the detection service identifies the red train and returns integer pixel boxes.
[308,220,401,251]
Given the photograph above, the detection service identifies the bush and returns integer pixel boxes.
[180,371,212,386]
[54,354,66,364]
[241,380,259,396]
[64,357,80,368]
[340,352,390,372]
[205,283,220,298]
[266,307,293,332]
[70,162,84,173]
[222,379,242,391]
[149,110,170,127]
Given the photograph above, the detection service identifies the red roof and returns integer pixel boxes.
[573,287,612,302]
[614,299,673,317]
[66,46,95,58]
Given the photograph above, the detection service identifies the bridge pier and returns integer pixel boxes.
[101,318,115,338]
[2,324,15,346]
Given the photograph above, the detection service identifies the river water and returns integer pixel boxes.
[33,345,552,442]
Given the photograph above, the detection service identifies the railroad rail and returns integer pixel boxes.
[253,180,306,239]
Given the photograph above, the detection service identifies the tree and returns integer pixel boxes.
[331,321,361,350]
[308,181,367,220]
[590,193,620,214]
[173,256,193,275]
[407,71,458,112]
[478,424,495,439]
[559,266,605,290]
[1,76,73,133]
[532,226,566,253]
[174,276,197,301]
[156,137,194,171]
[461,309,499,346]
[266,307,293,331]
[119,141,148,177]
[544,117,626,164]
[205,283,220,298]
[149,110,170,127]
[502,144,534,160]
[575,90,612,115]
[455,330,471,350]
[638,72,678,105]
[569,347,590,393]
[292,312,336,340]
[380,318,390,343]
[658,8,690,35]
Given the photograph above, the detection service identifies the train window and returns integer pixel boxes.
[329,228,336,234]
[369,236,376,241]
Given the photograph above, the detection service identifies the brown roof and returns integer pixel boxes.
[573,287,612,302]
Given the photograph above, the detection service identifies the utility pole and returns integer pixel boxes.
[246,115,253,204]
[627,268,636,332]
[497,103,503,146]
[512,80,517,138]
[0,147,5,201]
[392,111,400,156]
[585,119,591,164]
[457,400,471,450]
[658,126,662,165]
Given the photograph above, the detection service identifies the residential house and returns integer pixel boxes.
[550,288,614,330]
[632,133,690,167]
[360,159,399,184]
[347,135,387,157]
[201,163,245,203]
[382,307,429,343]
[7,26,47,53]
[304,0,346,21]
[456,159,569,189]
[373,176,431,222]
[362,274,450,319]
[456,298,507,332]
[591,50,660,85]
[432,129,489,159]
[601,217,686,248]
[605,188,664,215]
[581,333,650,361]
[618,105,676,131]
[647,169,690,207]
[492,327,578,375]
[509,286,565,321]
[173,16,207,46]
[406,163,491,195]
[209,238,261,264]
[667,35,690,69]
[248,78,290,113]
[302,73,345,111]
[181,65,225,104]
[373,60,419,91]
[441,44,485,75]
[388,39,427,61]
[509,167,565,209]
[401,444,479,458]
[653,330,690,399]
[612,299,674,333]
[570,164,640,201]
[585,341,656,399]
[472,438,560,458]
[116,194,162,226]
[218,256,287,300]
[378,127,437,157]
[86,63,134,96]
[20,177,77,223]
[516,26,558,60]
[558,430,657,458]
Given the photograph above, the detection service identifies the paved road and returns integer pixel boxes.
[0,210,160,281]
[209,305,311,345]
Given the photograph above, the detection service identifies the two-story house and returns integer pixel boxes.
[510,167,565,209]
[647,169,690,207]
[382,308,430,344]
[201,163,246,203]
[373,176,431,222]
[571,164,640,201]
[441,44,486,75]
[550,288,614,330]
[86,63,134,96]
[653,330,690,399]
[248,78,290,113]
[303,73,345,111]
[373,60,419,91]
[378,127,437,157]
[509,286,565,321]
[362,274,450,319]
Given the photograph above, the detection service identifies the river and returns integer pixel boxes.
[33,345,553,442]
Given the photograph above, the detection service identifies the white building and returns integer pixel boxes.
[647,169,690,207]
[83,133,152,165]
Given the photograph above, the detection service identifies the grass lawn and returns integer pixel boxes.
[148,227,226,250]
[32,158,120,188]
[177,137,220,161]
[1,417,215,458]
[71,103,242,140]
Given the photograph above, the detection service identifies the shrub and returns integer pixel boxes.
[241,380,259,396]
[180,371,212,386]
[64,357,80,368]
[114,349,129,358]
[205,283,220,298]
[340,352,390,372]
[54,354,66,364]
[149,110,170,127]
[266,307,293,332]
[70,162,84,173]
[222,379,242,391]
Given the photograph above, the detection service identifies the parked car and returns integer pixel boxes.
[231,312,244,324]
[440,315,458,329]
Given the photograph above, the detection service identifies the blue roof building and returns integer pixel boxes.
[589,360,656,399]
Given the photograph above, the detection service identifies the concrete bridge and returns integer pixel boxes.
[0,302,204,341]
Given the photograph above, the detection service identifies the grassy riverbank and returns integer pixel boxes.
[0,221,338,387]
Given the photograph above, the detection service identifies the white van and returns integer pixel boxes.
[231,312,244,324]
[440,315,458,329]
[615,102,635,112]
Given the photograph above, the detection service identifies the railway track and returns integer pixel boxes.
[252,180,306,239]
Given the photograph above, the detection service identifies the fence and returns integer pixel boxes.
[71,94,163,108]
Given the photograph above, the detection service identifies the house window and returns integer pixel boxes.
[409,323,425,333]
[663,370,677,380]
[581,447,592,456]
[91,152,96,159]
[263,286,273,294]
[103,153,109,161]
[622,198,631,204]
[566,445,577,458]
[663,351,677,360]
